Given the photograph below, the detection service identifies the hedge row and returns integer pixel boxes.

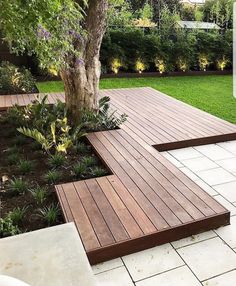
[100,28,232,73]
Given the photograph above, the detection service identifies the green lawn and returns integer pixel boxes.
[37,75,236,124]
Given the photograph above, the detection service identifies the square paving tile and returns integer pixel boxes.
[169,147,202,161]
[202,269,236,286]
[177,237,236,281]
[171,231,217,249]
[217,141,236,155]
[215,216,236,248]
[182,157,218,172]
[179,167,199,181]
[196,168,236,186]
[96,266,134,286]
[216,157,236,173]
[213,181,236,203]
[195,179,218,196]
[92,258,123,275]
[214,195,236,216]
[195,145,234,161]
[122,244,184,282]
[161,152,183,168]
[135,266,201,286]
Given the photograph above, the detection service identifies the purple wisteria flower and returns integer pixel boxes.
[36,24,51,40]
[68,29,82,40]
[75,58,84,66]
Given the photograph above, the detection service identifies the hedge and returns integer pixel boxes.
[100,28,232,74]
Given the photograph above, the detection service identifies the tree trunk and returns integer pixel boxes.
[61,0,108,124]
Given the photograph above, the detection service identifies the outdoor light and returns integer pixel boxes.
[217,56,228,71]
[111,58,122,74]
[199,54,209,72]
[135,59,146,74]
[155,58,165,74]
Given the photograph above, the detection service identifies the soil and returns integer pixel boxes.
[0,112,109,235]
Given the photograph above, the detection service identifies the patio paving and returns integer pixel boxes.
[94,141,236,286]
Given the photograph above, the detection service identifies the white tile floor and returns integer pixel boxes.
[93,141,236,286]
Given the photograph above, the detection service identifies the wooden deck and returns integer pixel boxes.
[0,88,234,264]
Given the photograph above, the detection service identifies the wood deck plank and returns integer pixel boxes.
[0,88,232,264]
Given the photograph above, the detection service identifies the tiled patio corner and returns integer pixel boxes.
[122,244,184,282]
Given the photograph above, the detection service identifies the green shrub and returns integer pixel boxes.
[39,204,60,226]
[91,166,107,177]
[6,153,21,165]
[0,217,20,238]
[75,142,89,154]
[18,159,34,174]
[43,170,62,184]
[6,177,29,195]
[0,61,37,95]
[72,162,87,178]
[81,155,97,167]
[8,206,28,224]
[48,153,66,168]
[14,135,28,146]
[30,185,48,205]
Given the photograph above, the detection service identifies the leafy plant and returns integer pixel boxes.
[5,105,25,126]
[0,217,20,238]
[14,135,28,146]
[48,153,66,168]
[8,206,28,224]
[75,142,89,154]
[91,166,107,177]
[0,61,37,95]
[18,159,34,174]
[17,117,74,155]
[6,177,29,195]
[5,145,18,154]
[81,96,127,131]
[6,153,21,165]
[39,204,60,226]
[72,162,87,178]
[81,155,97,167]
[30,185,48,205]
[43,170,62,184]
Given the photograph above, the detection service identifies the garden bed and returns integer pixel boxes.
[0,107,111,237]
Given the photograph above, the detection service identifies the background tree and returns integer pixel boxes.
[0,0,109,123]
[202,0,234,29]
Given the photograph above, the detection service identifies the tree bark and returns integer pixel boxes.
[61,0,109,124]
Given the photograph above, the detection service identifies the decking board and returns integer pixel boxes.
[0,88,234,264]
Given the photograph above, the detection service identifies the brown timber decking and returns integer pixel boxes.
[0,87,234,264]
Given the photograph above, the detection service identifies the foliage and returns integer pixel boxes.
[111,58,123,74]
[75,142,89,154]
[81,96,127,131]
[81,156,97,167]
[17,118,74,155]
[6,177,29,195]
[0,61,37,95]
[91,167,108,177]
[8,206,28,224]
[38,203,60,226]
[201,0,234,29]
[48,153,66,168]
[0,1,86,71]
[43,170,62,184]
[101,27,232,72]
[0,217,20,238]
[135,58,147,73]
[18,159,34,175]
[30,186,48,205]
[6,153,21,166]
[198,53,210,71]
[72,162,87,178]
